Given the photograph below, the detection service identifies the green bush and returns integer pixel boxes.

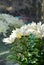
[8,34,44,65]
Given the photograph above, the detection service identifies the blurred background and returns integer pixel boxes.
[0,0,43,22]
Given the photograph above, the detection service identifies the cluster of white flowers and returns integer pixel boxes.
[0,14,24,33]
[3,22,44,44]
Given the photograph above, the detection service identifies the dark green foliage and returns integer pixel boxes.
[8,34,44,65]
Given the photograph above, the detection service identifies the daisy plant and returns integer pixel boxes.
[3,22,44,65]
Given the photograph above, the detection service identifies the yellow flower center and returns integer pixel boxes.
[17,33,23,39]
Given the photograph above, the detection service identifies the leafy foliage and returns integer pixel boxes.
[8,34,44,65]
